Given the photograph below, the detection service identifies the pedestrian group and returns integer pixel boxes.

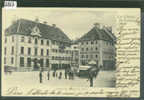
[39,66,100,87]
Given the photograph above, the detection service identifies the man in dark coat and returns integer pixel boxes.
[89,72,93,87]
[47,71,50,80]
[59,72,62,79]
[65,69,67,79]
[39,71,42,83]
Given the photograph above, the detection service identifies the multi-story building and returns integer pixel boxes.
[4,18,72,71]
[77,23,116,70]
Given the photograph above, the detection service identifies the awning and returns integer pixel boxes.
[79,65,91,71]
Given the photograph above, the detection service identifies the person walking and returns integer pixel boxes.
[94,65,100,78]
[60,72,62,79]
[39,71,43,83]
[59,72,62,79]
[90,74,93,87]
[47,71,50,80]
[88,72,93,87]
[65,69,67,79]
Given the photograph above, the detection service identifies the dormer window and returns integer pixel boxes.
[31,26,41,37]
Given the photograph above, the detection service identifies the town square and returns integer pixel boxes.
[3,8,116,89]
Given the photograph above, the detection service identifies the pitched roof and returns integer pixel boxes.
[5,19,71,43]
[77,26,116,43]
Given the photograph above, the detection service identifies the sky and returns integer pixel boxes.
[3,8,116,40]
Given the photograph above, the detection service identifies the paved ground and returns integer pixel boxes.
[3,70,116,88]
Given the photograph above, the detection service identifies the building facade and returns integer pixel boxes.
[4,18,72,71]
[3,19,116,71]
[77,23,116,70]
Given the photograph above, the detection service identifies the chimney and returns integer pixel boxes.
[35,17,39,23]
[52,24,56,28]
[43,21,47,24]
[94,23,100,29]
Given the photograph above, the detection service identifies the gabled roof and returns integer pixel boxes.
[5,19,71,43]
[77,26,116,43]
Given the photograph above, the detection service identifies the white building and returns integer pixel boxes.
[4,18,72,71]
[76,23,116,70]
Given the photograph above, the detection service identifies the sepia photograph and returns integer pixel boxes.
[2,8,140,97]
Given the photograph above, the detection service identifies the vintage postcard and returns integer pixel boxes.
[2,8,140,97]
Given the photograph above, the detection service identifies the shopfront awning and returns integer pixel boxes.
[79,65,91,71]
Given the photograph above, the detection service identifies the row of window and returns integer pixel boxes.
[52,49,72,54]
[80,41,98,45]
[5,36,50,45]
[105,41,114,46]
[5,36,114,47]
[81,47,98,51]
[81,60,96,65]
[80,40,114,46]
[5,36,71,48]
[81,54,98,58]
[4,46,73,56]
[52,56,72,61]
[21,36,70,47]
[5,36,15,43]
[21,36,50,46]
[4,46,14,55]
[20,57,49,67]
[21,47,49,56]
